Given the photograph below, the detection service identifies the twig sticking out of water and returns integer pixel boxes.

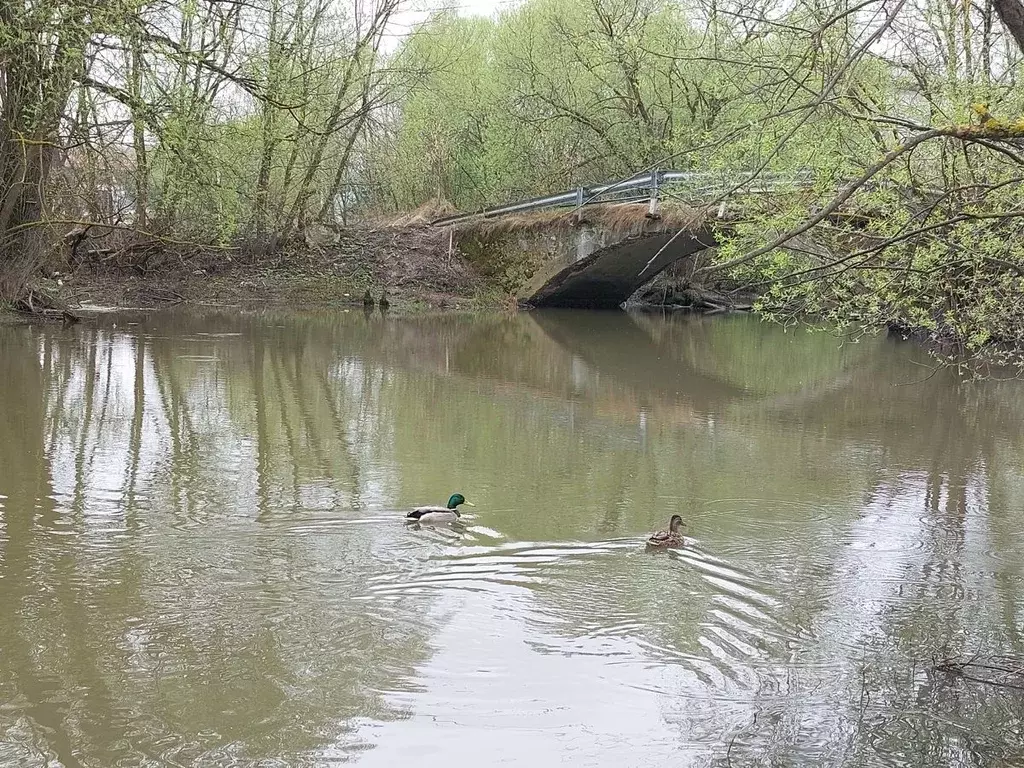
[933,655,1024,691]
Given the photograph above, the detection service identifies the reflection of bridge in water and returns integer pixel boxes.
[432,170,810,309]
[404,309,998,453]
[384,309,878,426]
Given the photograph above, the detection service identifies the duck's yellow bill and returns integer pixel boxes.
[464,501,476,506]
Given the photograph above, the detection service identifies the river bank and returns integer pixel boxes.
[4,221,1005,375]
[30,224,494,315]
[10,220,748,317]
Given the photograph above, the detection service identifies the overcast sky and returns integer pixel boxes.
[385,0,520,49]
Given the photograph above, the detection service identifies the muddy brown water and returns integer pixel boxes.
[2,308,1024,767]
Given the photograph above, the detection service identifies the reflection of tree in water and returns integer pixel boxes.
[436,311,1024,765]
[1,326,86,768]
[706,470,1024,767]
[630,311,865,396]
[4,310,1024,765]
[0,317,439,765]
[704,361,1024,765]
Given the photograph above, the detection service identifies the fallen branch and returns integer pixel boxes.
[12,287,80,323]
[934,655,1024,691]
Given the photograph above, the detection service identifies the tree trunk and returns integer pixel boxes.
[0,2,89,301]
[254,0,283,240]
[991,0,1024,53]
[0,143,59,300]
[129,40,149,229]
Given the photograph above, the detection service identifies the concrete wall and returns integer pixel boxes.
[454,215,716,308]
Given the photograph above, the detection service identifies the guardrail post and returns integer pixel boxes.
[647,169,660,218]
[575,187,585,223]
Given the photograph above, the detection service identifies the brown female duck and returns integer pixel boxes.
[646,515,685,548]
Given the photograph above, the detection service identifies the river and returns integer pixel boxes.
[1,308,1023,767]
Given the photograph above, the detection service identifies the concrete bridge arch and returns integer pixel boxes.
[429,170,764,309]
[524,226,719,308]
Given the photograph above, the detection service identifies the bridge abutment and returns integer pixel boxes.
[451,207,717,308]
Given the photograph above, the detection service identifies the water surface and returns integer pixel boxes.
[2,308,1024,767]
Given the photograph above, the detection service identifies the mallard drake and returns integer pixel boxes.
[405,493,474,523]
[646,515,685,548]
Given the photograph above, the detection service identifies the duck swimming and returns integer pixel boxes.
[405,493,474,524]
[646,515,685,548]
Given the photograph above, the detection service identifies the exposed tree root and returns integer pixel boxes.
[12,286,80,324]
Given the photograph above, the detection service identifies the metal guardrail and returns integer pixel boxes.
[430,168,816,227]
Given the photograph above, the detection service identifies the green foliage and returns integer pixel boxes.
[363,0,903,214]
[735,146,1024,370]
[368,0,755,210]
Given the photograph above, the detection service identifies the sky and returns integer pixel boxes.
[385,0,520,49]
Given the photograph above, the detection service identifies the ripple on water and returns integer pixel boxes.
[361,539,635,600]
[279,515,403,535]
[360,531,800,707]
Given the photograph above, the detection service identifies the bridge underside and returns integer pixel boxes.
[526,229,719,309]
